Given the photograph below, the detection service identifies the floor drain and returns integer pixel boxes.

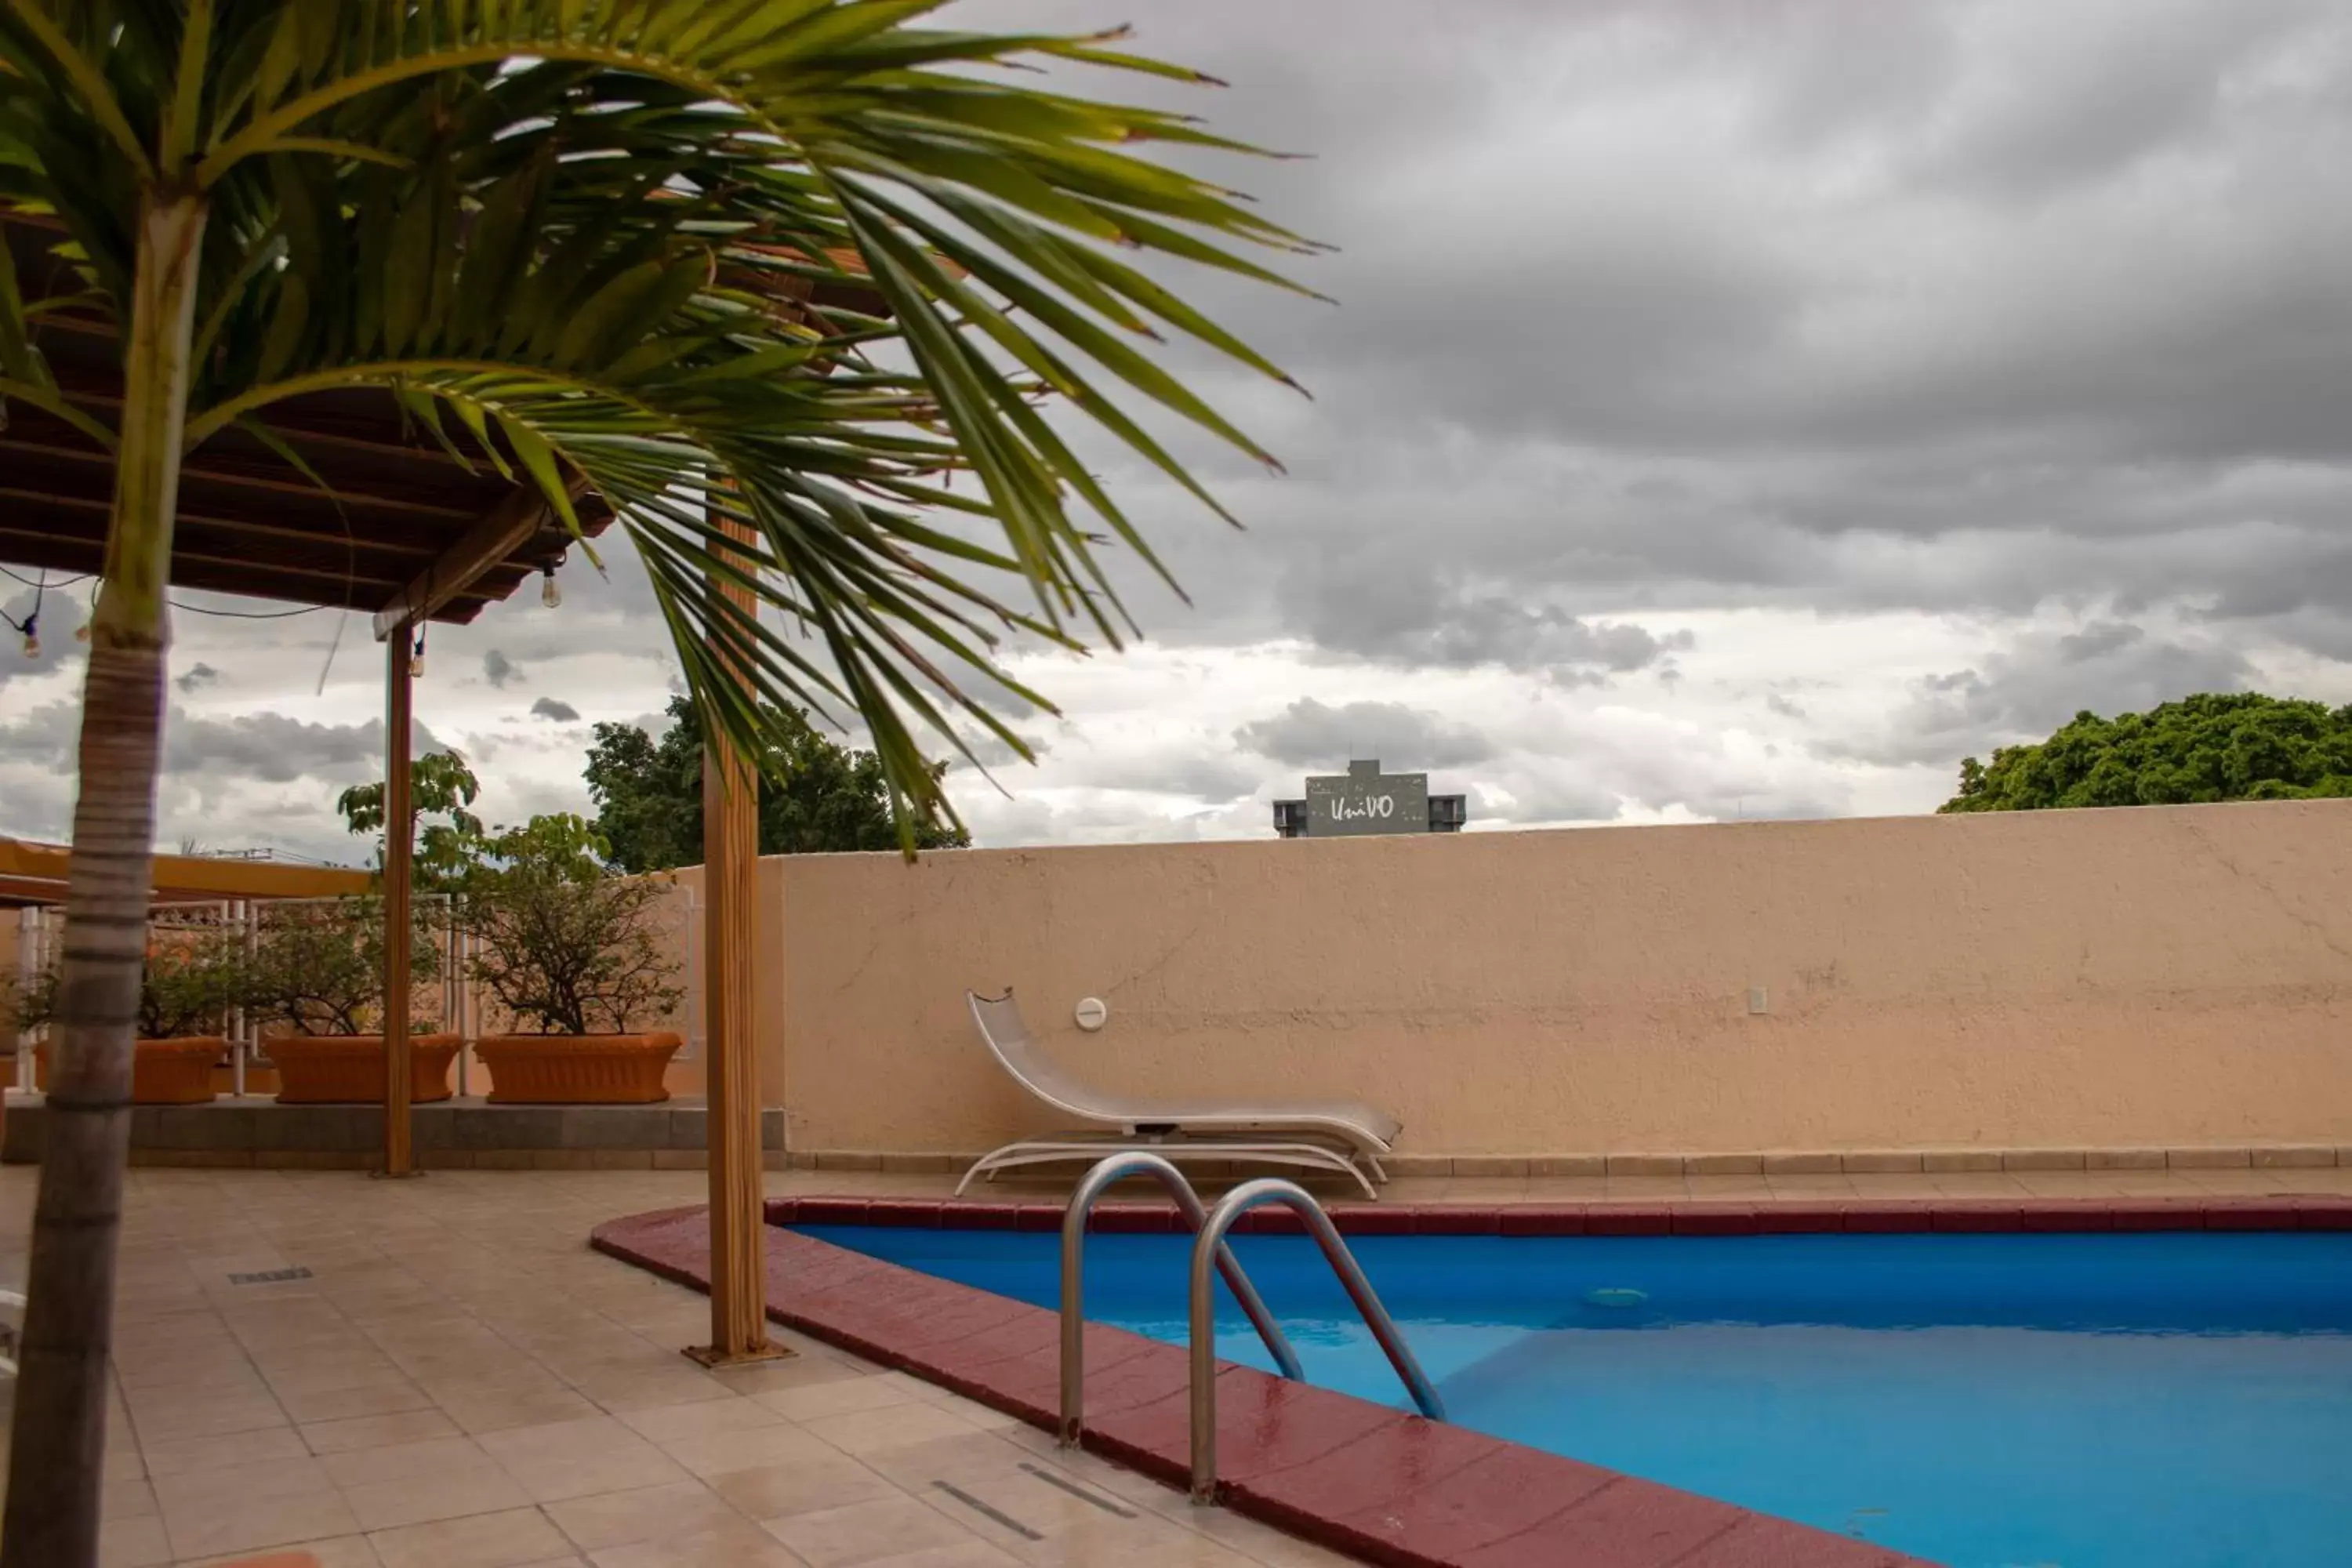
[227,1266,313,1286]
[1018,1463,1136,1517]
[932,1481,1043,1541]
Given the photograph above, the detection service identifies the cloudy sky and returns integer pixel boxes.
[6,0,2352,862]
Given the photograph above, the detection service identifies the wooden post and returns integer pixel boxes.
[688,514,785,1366]
[380,625,415,1178]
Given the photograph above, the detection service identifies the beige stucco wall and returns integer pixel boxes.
[747,800,2352,1157]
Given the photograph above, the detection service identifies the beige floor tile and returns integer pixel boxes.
[182,1533,387,1567]
[862,1545,1022,1568]
[754,1377,927,1424]
[614,1396,786,1446]
[766,1497,980,1568]
[341,1466,535,1534]
[100,1474,158,1523]
[304,1410,463,1455]
[713,1454,903,1523]
[545,1479,746,1552]
[800,1405,988,1460]
[154,1459,363,1561]
[433,1383,604,1436]
[654,1420,838,1479]
[96,1511,171,1568]
[321,1434,495,1490]
[274,1380,440,1425]
[368,1504,576,1568]
[138,1424,310,1481]
[586,1519,809,1567]
[477,1417,692,1504]
[129,1391,291,1447]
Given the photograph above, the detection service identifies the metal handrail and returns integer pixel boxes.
[1061,1153,1302,1446]
[1189,1178,1443,1503]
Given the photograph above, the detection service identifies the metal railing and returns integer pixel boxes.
[1060,1152,1301,1446]
[1058,1156,1444,1507]
[1188,1178,1444,1501]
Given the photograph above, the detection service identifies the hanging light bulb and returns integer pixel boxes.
[409,631,426,679]
[20,613,38,660]
[541,563,562,609]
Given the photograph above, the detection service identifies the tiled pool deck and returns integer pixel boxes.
[5,1163,2350,1566]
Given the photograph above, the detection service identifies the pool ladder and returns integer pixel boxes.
[1058,1152,1445,1504]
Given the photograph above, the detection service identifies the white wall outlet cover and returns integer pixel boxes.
[1074,996,1109,1032]
[1747,985,1769,1015]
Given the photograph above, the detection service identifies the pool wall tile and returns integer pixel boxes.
[1842,1152,1926,1174]
[2251,1145,2337,1168]
[2293,1197,2352,1230]
[2167,1146,2253,1168]
[1670,1204,1759,1236]
[1412,1206,1500,1236]
[2201,1199,2302,1231]
[2085,1149,2169,1170]
[1087,1201,1179,1234]
[1584,1204,1674,1236]
[1838,1203,1933,1233]
[2019,1200,2114,1232]
[1999,1149,2087,1171]
[1931,1202,2024,1232]
[1752,1202,1844,1234]
[938,1200,1019,1230]
[1759,1152,1842,1174]
[1921,1151,2005,1172]
[1497,1205,1586,1236]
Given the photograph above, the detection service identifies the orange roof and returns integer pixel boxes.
[0,838,370,907]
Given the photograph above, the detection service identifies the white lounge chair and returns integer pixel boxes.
[959,989,1399,1199]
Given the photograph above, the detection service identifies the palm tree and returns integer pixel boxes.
[0,4,1314,1560]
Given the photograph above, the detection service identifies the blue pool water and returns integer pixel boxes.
[797,1225,2352,1568]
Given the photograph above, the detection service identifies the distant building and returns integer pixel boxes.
[1273,760,1468,839]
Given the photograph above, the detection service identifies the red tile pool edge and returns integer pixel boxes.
[591,1202,1963,1568]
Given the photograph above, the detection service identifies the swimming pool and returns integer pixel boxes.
[797,1224,2352,1568]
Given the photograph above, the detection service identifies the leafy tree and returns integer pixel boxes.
[9,940,241,1040]
[337,751,486,890]
[241,898,445,1036]
[585,695,968,871]
[0,5,1305,1553]
[1941,693,2352,812]
[463,814,681,1035]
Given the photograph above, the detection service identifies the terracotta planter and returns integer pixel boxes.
[475,1032,682,1104]
[267,1033,460,1104]
[34,1036,223,1105]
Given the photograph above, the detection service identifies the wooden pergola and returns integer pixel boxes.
[0,213,838,1362]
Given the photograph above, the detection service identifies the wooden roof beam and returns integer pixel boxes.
[372,479,581,639]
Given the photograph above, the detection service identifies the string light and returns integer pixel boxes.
[408,630,426,679]
[541,564,562,609]
[20,612,37,660]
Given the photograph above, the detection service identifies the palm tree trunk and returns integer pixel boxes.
[2,190,208,1568]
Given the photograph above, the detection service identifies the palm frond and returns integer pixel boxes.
[2,0,1316,843]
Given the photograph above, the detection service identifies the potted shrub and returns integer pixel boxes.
[245,898,458,1104]
[18,937,234,1105]
[467,815,684,1103]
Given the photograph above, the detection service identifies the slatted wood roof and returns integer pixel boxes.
[0,214,884,625]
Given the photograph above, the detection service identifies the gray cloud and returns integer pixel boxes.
[1817,620,2256,769]
[530,696,580,722]
[175,662,220,695]
[484,649,524,688]
[1232,699,1497,771]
